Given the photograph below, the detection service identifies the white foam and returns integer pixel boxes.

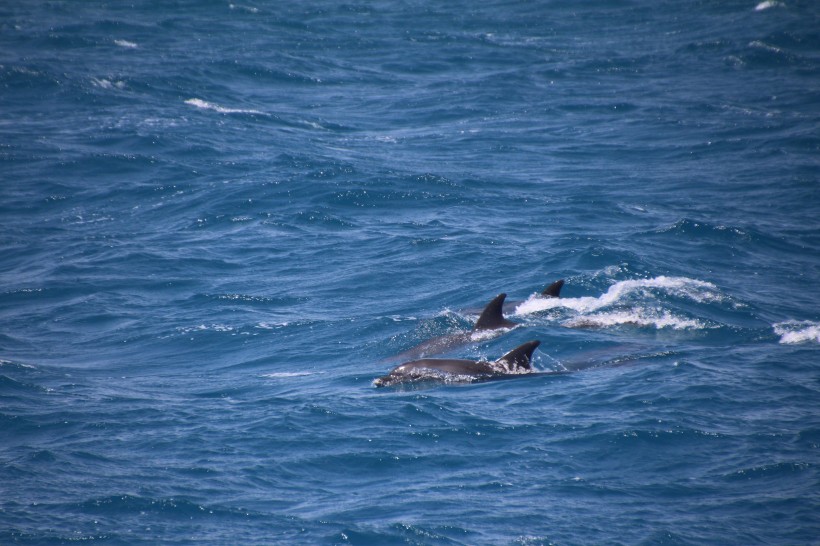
[184,98,263,115]
[177,323,234,334]
[491,360,534,375]
[114,39,138,48]
[387,315,418,322]
[564,309,707,330]
[256,322,291,329]
[749,40,782,53]
[261,371,318,378]
[91,78,112,89]
[91,78,125,90]
[754,1,779,11]
[515,276,721,316]
[229,3,260,13]
[773,321,820,344]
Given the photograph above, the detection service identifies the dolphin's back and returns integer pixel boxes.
[394,358,496,376]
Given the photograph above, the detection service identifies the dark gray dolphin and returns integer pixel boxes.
[388,293,518,361]
[474,292,518,330]
[374,340,542,387]
[541,279,565,299]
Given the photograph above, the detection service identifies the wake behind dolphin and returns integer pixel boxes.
[375,340,545,387]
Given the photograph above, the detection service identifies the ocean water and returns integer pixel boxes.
[1,0,819,544]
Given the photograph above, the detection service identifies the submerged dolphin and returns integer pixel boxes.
[374,340,543,387]
[389,293,518,361]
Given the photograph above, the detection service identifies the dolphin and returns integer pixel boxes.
[463,280,564,315]
[388,293,518,361]
[374,340,543,387]
[540,279,565,299]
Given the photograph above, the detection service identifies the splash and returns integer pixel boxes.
[773,321,820,344]
[470,326,516,342]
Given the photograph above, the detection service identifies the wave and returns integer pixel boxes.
[184,98,264,115]
[773,321,820,344]
[754,1,781,11]
[0,359,36,370]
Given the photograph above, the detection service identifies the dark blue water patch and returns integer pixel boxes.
[721,460,814,485]
[209,57,331,87]
[0,63,65,91]
[793,428,820,450]
[336,524,472,546]
[78,494,246,519]
[190,292,307,310]
[0,411,41,438]
[0,494,308,545]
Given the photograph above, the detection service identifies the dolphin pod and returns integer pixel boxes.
[376,279,566,386]
[374,340,546,387]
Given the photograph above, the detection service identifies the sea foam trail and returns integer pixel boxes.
[773,321,820,344]
[514,276,721,331]
[514,276,722,316]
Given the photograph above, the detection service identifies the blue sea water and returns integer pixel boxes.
[1,0,819,543]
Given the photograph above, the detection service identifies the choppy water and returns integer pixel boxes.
[2,0,819,544]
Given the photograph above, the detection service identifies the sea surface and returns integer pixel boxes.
[1,0,819,544]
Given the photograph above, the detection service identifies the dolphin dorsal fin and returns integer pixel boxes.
[541,279,564,298]
[474,293,516,331]
[495,340,541,370]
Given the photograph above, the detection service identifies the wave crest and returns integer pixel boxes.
[773,321,820,344]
